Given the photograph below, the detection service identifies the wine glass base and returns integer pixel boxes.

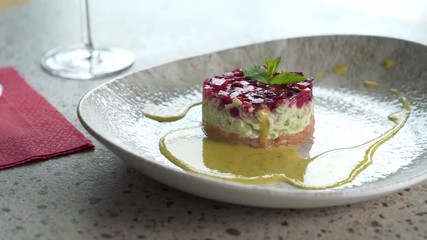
[41,46,134,80]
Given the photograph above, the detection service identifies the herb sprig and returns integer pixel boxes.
[242,57,306,85]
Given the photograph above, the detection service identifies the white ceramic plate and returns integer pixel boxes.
[78,35,427,208]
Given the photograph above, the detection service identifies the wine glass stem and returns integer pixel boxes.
[81,0,94,51]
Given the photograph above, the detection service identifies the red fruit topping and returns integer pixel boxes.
[233,68,244,76]
[216,90,232,104]
[229,107,240,118]
[211,78,229,90]
[203,68,313,113]
[242,101,253,111]
[295,81,311,89]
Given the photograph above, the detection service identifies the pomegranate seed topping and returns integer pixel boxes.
[295,81,312,89]
[243,85,255,91]
[229,107,240,118]
[203,70,313,113]
[203,86,213,96]
[233,68,244,76]
[240,80,250,86]
[223,72,234,78]
[242,102,253,110]
[211,78,228,90]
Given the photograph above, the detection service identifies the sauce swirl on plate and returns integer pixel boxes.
[148,96,410,189]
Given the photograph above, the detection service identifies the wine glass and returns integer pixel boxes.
[41,0,134,80]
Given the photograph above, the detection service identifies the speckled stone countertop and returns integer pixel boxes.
[1,0,426,239]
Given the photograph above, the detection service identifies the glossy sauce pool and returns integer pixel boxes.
[143,91,411,190]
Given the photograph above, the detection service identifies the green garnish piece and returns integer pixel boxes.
[269,72,307,85]
[265,57,280,78]
[241,65,270,84]
[242,57,306,85]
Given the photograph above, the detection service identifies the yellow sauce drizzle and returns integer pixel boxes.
[383,59,394,69]
[333,64,348,74]
[389,88,399,95]
[313,72,324,79]
[256,110,270,147]
[363,81,379,88]
[159,97,410,190]
[143,101,202,122]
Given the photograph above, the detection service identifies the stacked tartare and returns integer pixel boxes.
[202,67,314,148]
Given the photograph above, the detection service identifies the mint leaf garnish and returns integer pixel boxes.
[242,65,269,84]
[265,57,280,78]
[243,57,306,85]
[269,72,307,85]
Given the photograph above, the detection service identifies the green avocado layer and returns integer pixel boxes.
[202,98,313,139]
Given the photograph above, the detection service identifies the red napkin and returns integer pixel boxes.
[0,67,94,169]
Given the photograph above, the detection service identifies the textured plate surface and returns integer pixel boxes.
[78,35,427,208]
